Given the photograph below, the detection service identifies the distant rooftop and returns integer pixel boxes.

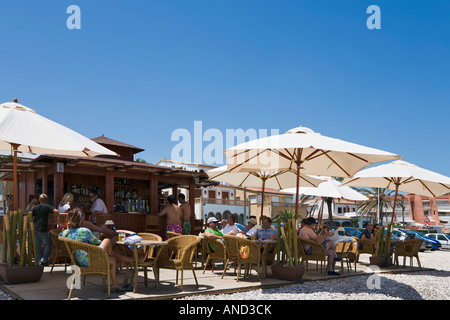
[91,136,144,153]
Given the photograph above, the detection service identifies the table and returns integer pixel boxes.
[250,239,277,278]
[115,240,168,292]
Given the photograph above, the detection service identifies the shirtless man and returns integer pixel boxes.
[156,194,182,240]
[298,217,340,276]
[178,193,191,235]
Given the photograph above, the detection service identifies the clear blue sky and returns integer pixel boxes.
[1,1,449,176]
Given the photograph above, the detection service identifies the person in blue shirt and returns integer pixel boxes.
[359,221,376,249]
[256,216,277,240]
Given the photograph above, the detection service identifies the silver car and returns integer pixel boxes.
[425,233,450,249]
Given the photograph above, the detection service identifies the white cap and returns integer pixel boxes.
[207,217,219,224]
[105,220,115,226]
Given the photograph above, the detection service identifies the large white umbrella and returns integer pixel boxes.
[225,125,401,218]
[283,177,368,224]
[0,99,118,209]
[284,177,369,201]
[342,160,450,224]
[207,165,323,220]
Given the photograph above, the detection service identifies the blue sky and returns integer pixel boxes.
[1,1,449,176]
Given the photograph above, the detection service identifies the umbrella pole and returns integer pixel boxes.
[390,183,400,226]
[294,164,301,220]
[12,143,20,211]
[260,178,266,222]
[319,197,325,225]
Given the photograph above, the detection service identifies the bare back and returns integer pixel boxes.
[159,204,182,226]
[180,202,191,221]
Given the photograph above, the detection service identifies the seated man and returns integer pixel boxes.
[298,217,340,276]
[255,216,277,240]
[204,217,224,252]
[221,214,243,236]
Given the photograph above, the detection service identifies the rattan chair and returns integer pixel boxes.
[59,236,111,299]
[202,238,227,274]
[123,233,166,293]
[137,232,163,258]
[49,229,70,273]
[335,241,354,273]
[153,235,201,291]
[354,237,375,262]
[167,231,182,239]
[298,238,327,274]
[394,239,423,269]
[222,235,261,282]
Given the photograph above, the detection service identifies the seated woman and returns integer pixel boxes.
[59,209,135,292]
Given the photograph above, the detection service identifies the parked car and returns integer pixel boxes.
[425,233,450,249]
[398,229,441,251]
[393,228,432,251]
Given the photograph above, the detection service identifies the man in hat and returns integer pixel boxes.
[204,217,224,252]
[298,217,340,276]
[245,217,259,238]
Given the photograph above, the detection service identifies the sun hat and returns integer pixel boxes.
[248,218,258,226]
[207,217,219,224]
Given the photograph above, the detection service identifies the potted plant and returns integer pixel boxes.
[0,211,44,284]
[370,223,393,267]
[271,211,305,281]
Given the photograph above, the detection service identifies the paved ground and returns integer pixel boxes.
[0,252,432,300]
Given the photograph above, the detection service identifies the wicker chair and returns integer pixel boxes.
[153,235,201,291]
[137,232,163,258]
[202,238,227,274]
[354,237,375,262]
[59,236,111,299]
[394,239,423,269]
[123,233,166,293]
[167,231,182,239]
[49,229,70,273]
[298,238,327,274]
[335,241,354,273]
[222,235,260,282]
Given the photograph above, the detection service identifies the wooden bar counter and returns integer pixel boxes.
[95,213,165,235]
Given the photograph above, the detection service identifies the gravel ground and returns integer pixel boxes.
[179,249,450,301]
[0,250,448,300]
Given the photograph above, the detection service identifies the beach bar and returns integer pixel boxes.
[0,136,209,236]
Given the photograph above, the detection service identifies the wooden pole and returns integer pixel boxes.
[295,164,301,220]
[12,144,20,211]
[260,178,266,222]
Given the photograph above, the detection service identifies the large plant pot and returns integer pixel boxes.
[271,264,305,281]
[369,256,391,268]
[0,264,44,284]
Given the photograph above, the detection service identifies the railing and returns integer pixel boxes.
[196,198,247,206]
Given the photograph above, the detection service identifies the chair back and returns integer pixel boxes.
[204,237,226,258]
[299,238,326,259]
[50,229,70,257]
[51,214,68,230]
[355,238,374,254]
[138,232,164,258]
[396,239,423,257]
[223,235,260,265]
[167,231,181,239]
[156,235,200,268]
[58,236,110,275]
